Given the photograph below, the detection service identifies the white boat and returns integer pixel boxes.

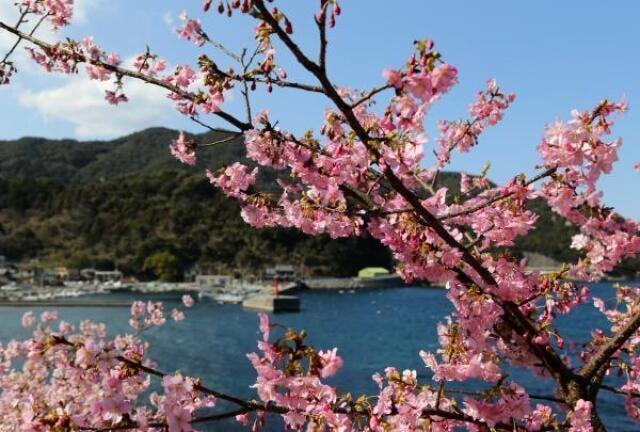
[213,293,244,304]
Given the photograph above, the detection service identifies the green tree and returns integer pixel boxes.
[142,251,182,282]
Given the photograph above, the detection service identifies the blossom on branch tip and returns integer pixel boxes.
[206,162,258,198]
[170,132,197,166]
[177,11,207,46]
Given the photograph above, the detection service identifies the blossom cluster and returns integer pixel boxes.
[435,79,515,168]
[22,0,74,29]
[0,297,197,431]
[537,100,640,277]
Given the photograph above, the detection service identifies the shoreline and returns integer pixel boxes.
[0,300,132,307]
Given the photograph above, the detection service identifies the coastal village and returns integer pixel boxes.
[0,254,407,312]
[0,251,576,313]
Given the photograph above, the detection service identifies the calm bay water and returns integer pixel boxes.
[0,283,637,430]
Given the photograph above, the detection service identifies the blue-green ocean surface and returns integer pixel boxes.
[0,283,637,430]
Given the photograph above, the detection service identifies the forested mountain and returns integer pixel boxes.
[0,128,635,279]
[0,128,245,183]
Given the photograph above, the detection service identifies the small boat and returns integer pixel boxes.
[213,293,244,304]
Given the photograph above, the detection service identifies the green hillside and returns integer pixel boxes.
[0,171,392,278]
[0,128,245,183]
[0,128,634,279]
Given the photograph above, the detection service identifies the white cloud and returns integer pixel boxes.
[17,75,176,138]
[163,11,175,28]
[73,0,101,25]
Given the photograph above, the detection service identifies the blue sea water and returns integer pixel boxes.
[0,283,637,431]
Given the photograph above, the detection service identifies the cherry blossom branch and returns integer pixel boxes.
[579,311,640,381]
[316,0,328,70]
[240,48,254,122]
[81,408,251,431]
[189,115,219,131]
[252,0,574,389]
[52,334,534,431]
[1,11,49,66]
[429,104,491,189]
[203,58,325,93]
[351,83,394,108]
[0,9,28,65]
[51,335,268,410]
[200,34,256,122]
[376,166,557,218]
[439,166,558,220]
[0,20,252,132]
[203,34,242,63]
[598,382,640,399]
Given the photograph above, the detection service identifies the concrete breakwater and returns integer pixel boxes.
[242,294,300,313]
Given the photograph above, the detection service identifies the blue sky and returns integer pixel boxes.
[0,1,638,217]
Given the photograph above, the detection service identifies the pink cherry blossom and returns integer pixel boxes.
[21,311,36,328]
[171,308,185,321]
[177,11,207,46]
[170,131,197,166]
[182,295,195,308]
[317,348,344,378]
[569,399,593,432]
[206,162,258,198]
[40,311,58,323]
[105,89,128,105]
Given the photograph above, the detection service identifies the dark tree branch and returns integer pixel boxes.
[316,0,328,70]
[579,311,640,381]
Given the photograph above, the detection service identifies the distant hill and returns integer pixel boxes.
[0,128,245,183]
[0,128,634,279]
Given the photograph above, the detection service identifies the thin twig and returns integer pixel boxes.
[439,166,558,220]
[446,388,562,403]
[1,11,49,65]
[202,33,241,63]
[239,47,254,122]
[190,115,218,132]
[199,133,242,148]
[351,83,393,108]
